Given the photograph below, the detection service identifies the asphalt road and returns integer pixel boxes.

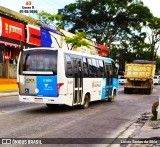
[0,85,159,147]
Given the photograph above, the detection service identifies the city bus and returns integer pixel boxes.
[17,47,119,108]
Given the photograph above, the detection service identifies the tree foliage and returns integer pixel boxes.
[65,32,91,50]
[37,0,160,71]
[144,17,160,60]
[38,10,64,28]
[59,0,152,47]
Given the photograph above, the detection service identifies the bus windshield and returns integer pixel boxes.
[19,49,57,75]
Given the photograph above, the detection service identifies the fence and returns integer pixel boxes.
[0,63,17,79]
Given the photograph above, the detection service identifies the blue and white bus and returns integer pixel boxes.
[17,47,119,108]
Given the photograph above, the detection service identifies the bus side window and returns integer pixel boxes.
[83,57,89,77]
[112,61,118,78]
[98,60,105,77]
[72,59,77,76]
[88,58,93,77]
[105,63,109,77]
[92,59,98,77]
[65,55,72,77]
[109,64,113,76]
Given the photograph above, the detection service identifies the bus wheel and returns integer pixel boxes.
[108,91,115,102]
[82,94,90,109]
[152,101,159,119]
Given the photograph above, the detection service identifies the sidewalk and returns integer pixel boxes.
[128,113,160,147]
[111,112,160,147]
[0,83,18,97]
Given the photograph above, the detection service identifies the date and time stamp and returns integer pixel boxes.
[19,1,38,14]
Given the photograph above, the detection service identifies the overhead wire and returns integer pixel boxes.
[48,0,63,8]
[43,0,61,9]
[33,0,52,10]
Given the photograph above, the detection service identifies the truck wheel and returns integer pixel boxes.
[152,101,159,119]
[124,88,128,94]
[81,94,90,109]
[147,88,152,95]
[124,88,131,94]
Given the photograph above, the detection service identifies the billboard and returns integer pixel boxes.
[26,25,41,46]
[0,17,25,41]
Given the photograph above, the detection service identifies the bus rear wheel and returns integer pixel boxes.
[81,94,90,109]
[108,91,115,102]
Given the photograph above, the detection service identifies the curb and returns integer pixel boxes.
[107,113,158,147]
[0,92,18,97]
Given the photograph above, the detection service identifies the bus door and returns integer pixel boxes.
[72,58,83,105]
[105,63,112,98]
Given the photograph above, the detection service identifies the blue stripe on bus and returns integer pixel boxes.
[101,78,106,99]
[36,76,58,97]
[101,77,118,99]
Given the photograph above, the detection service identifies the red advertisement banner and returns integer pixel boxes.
[26,25,40,46]
[0,17,25,41]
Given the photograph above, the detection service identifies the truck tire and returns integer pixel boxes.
[124,88,132,94]
[147,88,152,95]
[152,101,159,119]
[124,88,128,94]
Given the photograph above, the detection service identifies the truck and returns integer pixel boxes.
[124,60,156,94]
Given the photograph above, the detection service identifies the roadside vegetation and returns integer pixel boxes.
[38,0,160,71]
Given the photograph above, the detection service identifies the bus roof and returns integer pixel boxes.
[23,47,114,62]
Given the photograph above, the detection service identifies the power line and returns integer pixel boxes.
[49,0,63,8]
[43,0,60,9]
[54,0,64,7]
[31,1,50,12]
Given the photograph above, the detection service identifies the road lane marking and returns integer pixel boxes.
[0,105,44,116]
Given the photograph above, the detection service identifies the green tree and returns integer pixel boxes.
[38,10,63,28]
[38,11,90,50]
[144,17,160,60]
[65,32,91,50]
[59,0,153,49]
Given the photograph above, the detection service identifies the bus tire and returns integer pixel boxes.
[108,91,115,102]
[152,101,159,119]
[82,94,90,109]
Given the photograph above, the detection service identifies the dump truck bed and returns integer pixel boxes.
[125,63,156,79]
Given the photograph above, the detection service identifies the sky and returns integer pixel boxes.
[142,0,160,18]
[0,0,76,18]
[0,0,160,18]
